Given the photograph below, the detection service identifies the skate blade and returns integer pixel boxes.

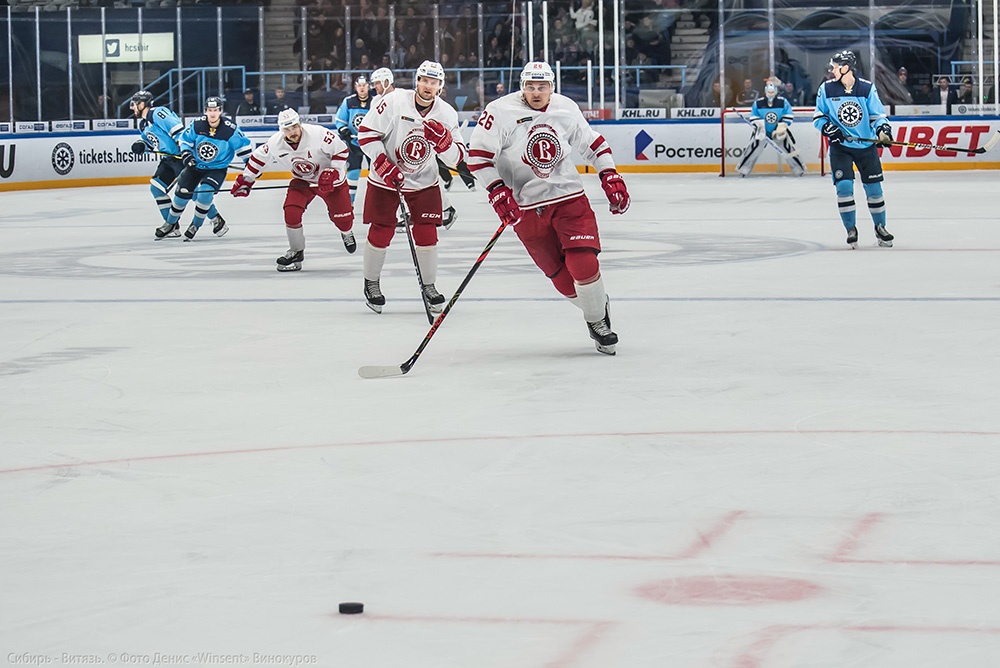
[214,224,229,238]
[595,343,617,356]
[276,263,302,272]
[366,301,383,314]
[358,364,406,379]
[877,240,893,247]
[849,242,858,249]
[427,302,444,314]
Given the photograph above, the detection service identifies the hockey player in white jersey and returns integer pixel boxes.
[231,109,356,272]
[467,61,630,355]
[356,60,467,314]
[736,79,806,177]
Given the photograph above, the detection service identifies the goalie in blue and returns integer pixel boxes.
[736,79,805,177]
[813,50,895,248]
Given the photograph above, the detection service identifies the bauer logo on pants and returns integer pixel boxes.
[51,142,75,175]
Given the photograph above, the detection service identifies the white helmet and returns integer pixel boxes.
[415,60,445,83]
[371,67,394,88]
[277,108,300,129]
[520,61,555,89]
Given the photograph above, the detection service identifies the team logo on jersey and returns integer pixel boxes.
[764,111,779,125]
[351,114,365,131]
[196,142,219,163]
[837,100,864,128]
[521,124,562,178]
[51,142,75,176]
[290,157,318,178]
[635,130,653,161]
[144,132,160,151]
[396,133,432,173]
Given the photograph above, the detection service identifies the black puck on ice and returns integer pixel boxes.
[339,602,364,614]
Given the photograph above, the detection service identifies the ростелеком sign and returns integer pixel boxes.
[78,33,174,63]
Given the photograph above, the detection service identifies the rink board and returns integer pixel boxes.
[1,118,999,191]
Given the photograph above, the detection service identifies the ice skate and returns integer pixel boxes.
[342,230,357,254]
[874,225,894,247]
[422,283,446,313]
[846,226,858,249]
[211,214,229,237]
[154,221,180,239]
[183,223,199,241]
[276,249,303,272]
[442,206,457,230]
[364,278,385,313]
[586,299,618,356]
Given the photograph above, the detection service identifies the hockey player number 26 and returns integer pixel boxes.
[479,112,494,130]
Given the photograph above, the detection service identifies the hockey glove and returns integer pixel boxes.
[230,174,253,198]
[773,122,789,139]
[317,168,341,194]
[181,151,197,168]
[599,170,630,214]
[373,154,404,187]
[338,125,353,142]
[130,139,147,155]
[875,122,893,146]
[821,121,845,145]
[423,119,454,153]
[487,181,522,226]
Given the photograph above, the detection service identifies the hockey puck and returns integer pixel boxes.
[339,602,364,614]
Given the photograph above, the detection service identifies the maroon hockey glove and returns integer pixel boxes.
[230,174,253,198]
[487,181,521,226]
[423,119,454,153]
[317,168,340,194]
[599,170,630,214]
[373,154,404,187]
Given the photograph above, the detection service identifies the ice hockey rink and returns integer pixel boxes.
[2,170,999,667]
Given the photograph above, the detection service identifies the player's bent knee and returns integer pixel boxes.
[367,222,396,248]
[565,248,600,283]
[283,205,305,227]
[835,180,854,197]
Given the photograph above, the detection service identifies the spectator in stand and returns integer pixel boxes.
[570,0,598,44]
[782,81,802,106]
[633,15,671,65]
[353,38,369,65]
[736,78,759,105]
[706,80,733,108]
[958,78,975,104]
[895,67,914,104]
[913,83,932,104]
[930,76,957,114]
[268,87,293,115]
[494,81,506,101]
[634,52,659,84]
[405,44,422,69]
[235,89,260,116]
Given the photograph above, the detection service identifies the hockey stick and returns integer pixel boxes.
[730,108,801,158]
[358,219,509,379]
[395,183,436,325]
[853,129,1000,154]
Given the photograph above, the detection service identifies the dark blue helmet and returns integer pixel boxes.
[830,50,857,71]
[131,89,154,107]
[205,96,224,111]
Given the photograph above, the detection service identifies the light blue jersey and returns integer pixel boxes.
[335,93,372,147]
[812,78,888,150]
[750,96,794,138]
[178,117,252,170]
[138,106,184,156]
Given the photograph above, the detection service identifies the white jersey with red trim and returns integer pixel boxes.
[467,92,617,209]
[241,123,350,186]
[357,88,467,192]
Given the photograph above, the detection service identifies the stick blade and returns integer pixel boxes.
[358,364,407,379]
[976,129,1000,153]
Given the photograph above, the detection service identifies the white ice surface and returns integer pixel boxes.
[1,172,999,668]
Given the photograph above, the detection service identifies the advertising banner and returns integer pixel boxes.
[78,33,174,64]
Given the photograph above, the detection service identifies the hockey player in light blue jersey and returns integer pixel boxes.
[335,75,373,203]
[813,50,895,248]
[129,90,223,239]
[736,79,805,177]
[166,96,252,241]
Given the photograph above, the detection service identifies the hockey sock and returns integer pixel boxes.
[574,275,609,323]
[835,179,857,229]
[191,188,215,228]
[863,181,886,227]
[151,179,172,222]
[415,244,437,285]
[167,190,191,225]
[363,243,388,282]
[548,266,577,298]
[286,225,305,253]
[347,169,360,204]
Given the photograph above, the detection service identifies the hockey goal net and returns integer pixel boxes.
[720,107,826,177]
